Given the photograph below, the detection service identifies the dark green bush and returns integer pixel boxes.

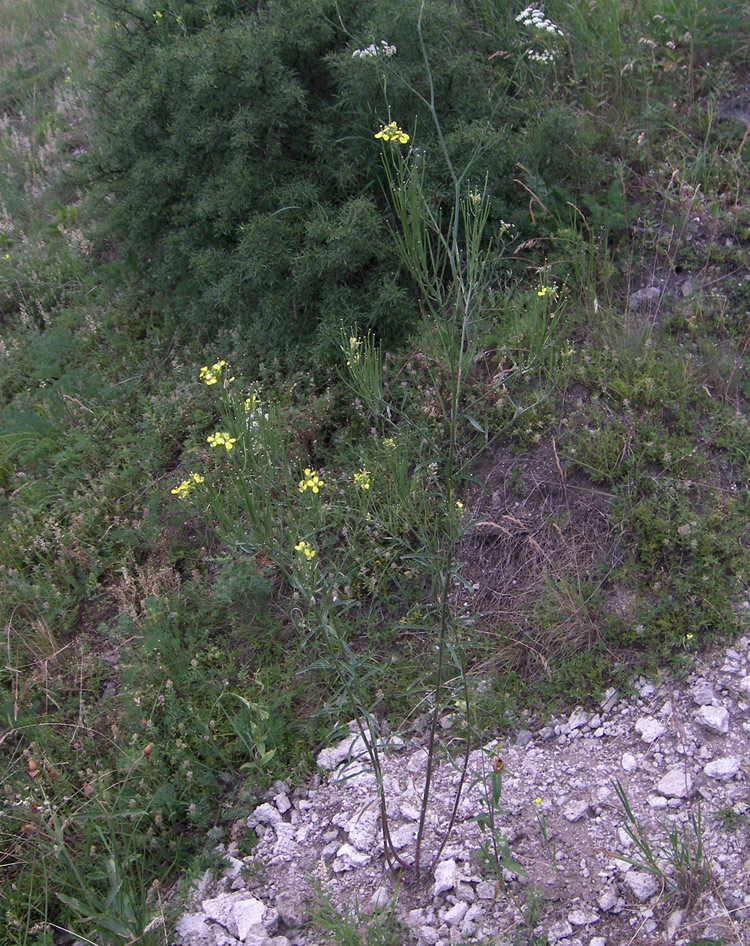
[86,0,614,360]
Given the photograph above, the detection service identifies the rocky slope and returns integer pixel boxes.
[172,628,750,946]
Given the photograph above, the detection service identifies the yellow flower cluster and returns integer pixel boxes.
[171,472,204,499]
[294,540,316,561]
[353,469,371,490]
[537,285,557,298]
[299,468,324,494]
[346,336,362,367]
[374,121,410,144]
[244,392,261,412]
[207,431,237,451]
[199,360,227,386]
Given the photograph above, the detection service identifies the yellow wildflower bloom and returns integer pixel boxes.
[374,121,410,144]
[298,467,324,494]
[353,469,371,490]
[199,360,227,386]
[171,472,204,499]
[346,336,362,367]
[294,540,316,561]
[244,392,262,412]
[207,431,237,451]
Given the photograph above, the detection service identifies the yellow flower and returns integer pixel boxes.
[534,797,543,805]
[294,540,316,561]
[455,500,464,511]
[537,285,557,298]
[374,121,410,144]
[244,393,261,412]
[153,10,163,20]
[346,336,362,367]
[171,472,205,499]
[298,467,324,494]
[207,431,237,451]
[199,360,227,386]
[353,469,371,490]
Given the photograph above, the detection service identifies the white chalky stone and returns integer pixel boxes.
[657,766,692,798]
[563,799,590,822]
[696,705,730,734]
[704,757,740,780]
[568,707,589,729]
[621,752,637,772]
[635,717,666,744]
[443,902,468,927]
[175,914,212,943]
[432,859,458,896]
[597,888,618,912]
[233,899,266,942]
[316,734,364,770]
[623,870,660,901]
[691,681,714,705]
[202,893,240,936]
[418,926,439,946]
[547,919,573,943]
[249,803,281,826]
[332,843,371,872]
[567,907,599,926]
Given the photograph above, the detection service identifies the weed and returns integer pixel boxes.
[472,752,525,881]
[611,780,713,906]
[312,867,404,946]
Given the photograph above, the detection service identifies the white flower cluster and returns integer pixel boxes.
[527,49,555,63]
[516,6,564,37]
[352,40,396,59]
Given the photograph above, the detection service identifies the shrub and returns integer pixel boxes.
[86,0,614,360]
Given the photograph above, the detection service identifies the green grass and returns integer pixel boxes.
[1,0,749,940]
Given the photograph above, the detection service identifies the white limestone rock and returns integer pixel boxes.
[345,804,379,851]
[233,900,266,942]
[567,907,599,926]
[203,893,240,937]
[563,799,590,822]
[635,717,666,744]
[568,707,589,730]
[704,757,740,780]
[175,913,215,946]
[621,752,637,772]
[316,734,365,770]
[696,705,730,735]
[547,919,573,943]
[597,889,618,913]
[248,804,282,828]
[417,926,439,946]
[623,870,660,902]
[272,823,297,859]
[273,793,291,815]
[442,902,468,927]
[432,859,458,897]
[690,681,714,705]
[657,766,693,798]
[332,843,371,872]
[390,823,416,849]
